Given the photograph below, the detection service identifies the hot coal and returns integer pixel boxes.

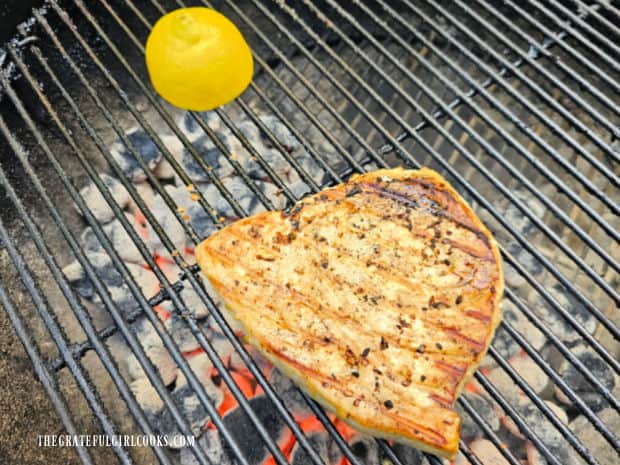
[166,313,201,353]
[480,324,519,370]
[103,213,152,264]
[146,185,188,254]
[555,343,616,412]
[570,408,619,465]
[500,399,581,465]
[509,353,550,396]
[130,377,165,413]
[221,395,287,465]
[147,384,209,447]
[469,439,510,465]
[268,367,308,414]
[290,432,342,465]
[501,300,546,351]
[63,250,160,313]
[126,319,178,386]
[502,190,546,237]
[77,173,130,223]
[109,127,163,182]
[180,429,234,465]
[388,443,427,465]
[457,392,500,440]
[147,353,223,447]
[534,283,597,345]
[179,132,235,182]
[347,435,381,465]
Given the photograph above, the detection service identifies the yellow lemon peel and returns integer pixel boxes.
[145,7,253,111]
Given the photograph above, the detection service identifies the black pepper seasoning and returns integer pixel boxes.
[384,400,394,409]
[380,336,389,350]
[361,347,370,357]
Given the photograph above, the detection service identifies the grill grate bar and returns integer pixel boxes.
[259,0,620,329]
[31,5,362,464]
[0,136,180,465]
[595,0,620,20]
[457,400,522,465]
[385,0,620,166]
[67,0,620,397]
[441,0,620,161]
[0,88,189,465]
[0,62,258,465]
[566,0,620,44]
[230,0,620,339]
[486,345,605,465]
[80,0,620,386]
[501,0,620,95]
[0,1,617,465]
[0,283,95,465]
[27,12,332,465]
[350,0,620,261]
[537,0,620,66]
[49,0,617,410]
[471,372,564,465]
[122,0,325,197]
[0,191,132,464]
[501,294,620,446]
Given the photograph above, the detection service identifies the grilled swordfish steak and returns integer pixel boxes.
[195,168,503,459]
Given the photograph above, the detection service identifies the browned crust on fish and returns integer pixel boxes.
[196,168,503,459]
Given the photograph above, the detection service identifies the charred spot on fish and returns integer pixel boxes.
[346,185,361,197]
[416,344,426,354]
[455,295,463,305]
[436,342,444,350]
[384,400,394,409]
[351,371,360,378]
[344,348,357,366]
[320,261,329,269]
[361,347,371,357]
[380,336,389,350]
[420,374,427,382]
[248,225,261,238]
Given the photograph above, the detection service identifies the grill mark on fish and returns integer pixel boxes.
[208,241,488,354]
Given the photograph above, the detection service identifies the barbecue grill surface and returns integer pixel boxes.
[0,1,618,465]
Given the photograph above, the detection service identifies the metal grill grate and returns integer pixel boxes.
[0,1,618,465]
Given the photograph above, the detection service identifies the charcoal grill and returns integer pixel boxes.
[0,1,618,465]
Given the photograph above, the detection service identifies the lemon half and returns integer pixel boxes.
[145,7,253,111]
